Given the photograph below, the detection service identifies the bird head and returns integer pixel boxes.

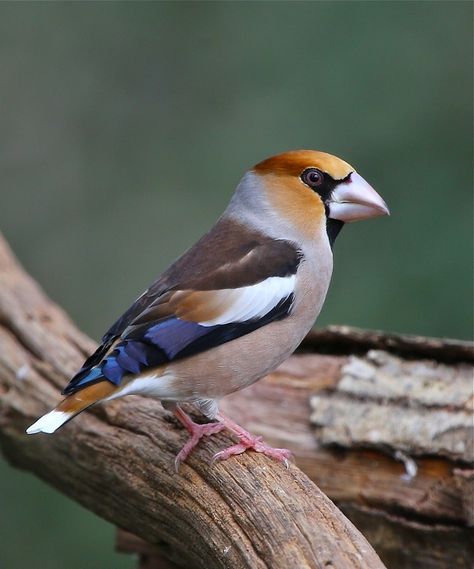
[250,150,389,244]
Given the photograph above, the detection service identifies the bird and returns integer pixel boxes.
[26,149,389,469]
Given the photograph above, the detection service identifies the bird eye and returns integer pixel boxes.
[301,168,324,188]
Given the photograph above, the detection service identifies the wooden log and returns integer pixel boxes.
[113,338,473,568]
[219,336,474,568]
[0,231,386,569]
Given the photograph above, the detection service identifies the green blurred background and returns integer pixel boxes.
[0,2,472,568]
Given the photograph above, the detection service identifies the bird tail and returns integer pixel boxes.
[26,381,116,435]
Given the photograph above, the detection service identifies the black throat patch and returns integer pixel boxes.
[326,218,344,248]
[315,173,348,249]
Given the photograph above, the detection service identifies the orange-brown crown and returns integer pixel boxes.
[253,150,354,181]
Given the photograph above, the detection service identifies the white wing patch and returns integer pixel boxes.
[199,275,296,326]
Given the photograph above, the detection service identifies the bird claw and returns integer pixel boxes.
[211,435,292,466]
[173,408,292,470]
[174,421,225,472]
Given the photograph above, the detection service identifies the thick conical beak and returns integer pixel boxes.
[328,172,390,222]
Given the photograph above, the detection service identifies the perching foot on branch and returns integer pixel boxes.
[212,412,292,466]
[173,406,226,470]
[174,406,292,469]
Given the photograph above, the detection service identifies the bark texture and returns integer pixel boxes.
[115,331,474,569]
[220,332,474,569]
[0,232,386,569]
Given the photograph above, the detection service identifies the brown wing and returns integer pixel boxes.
[103,217,301,341]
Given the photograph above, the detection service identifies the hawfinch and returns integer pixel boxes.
[27,150,389,468]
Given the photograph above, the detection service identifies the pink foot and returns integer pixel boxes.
[211,434,292,467]
[173,408,225,471]
[212,413,292,467]
[173,407,292,469]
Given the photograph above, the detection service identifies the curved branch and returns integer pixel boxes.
[0,233,385,569]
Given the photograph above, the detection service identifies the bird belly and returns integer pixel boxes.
[165,317,310,400]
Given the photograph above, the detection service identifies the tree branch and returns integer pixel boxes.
[0,233,386,569]
[220,340,473,569]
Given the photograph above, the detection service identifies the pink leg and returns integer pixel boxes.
[211,412,292,467]
[173,406,225,471]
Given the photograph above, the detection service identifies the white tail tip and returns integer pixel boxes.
[26,410,71,434]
